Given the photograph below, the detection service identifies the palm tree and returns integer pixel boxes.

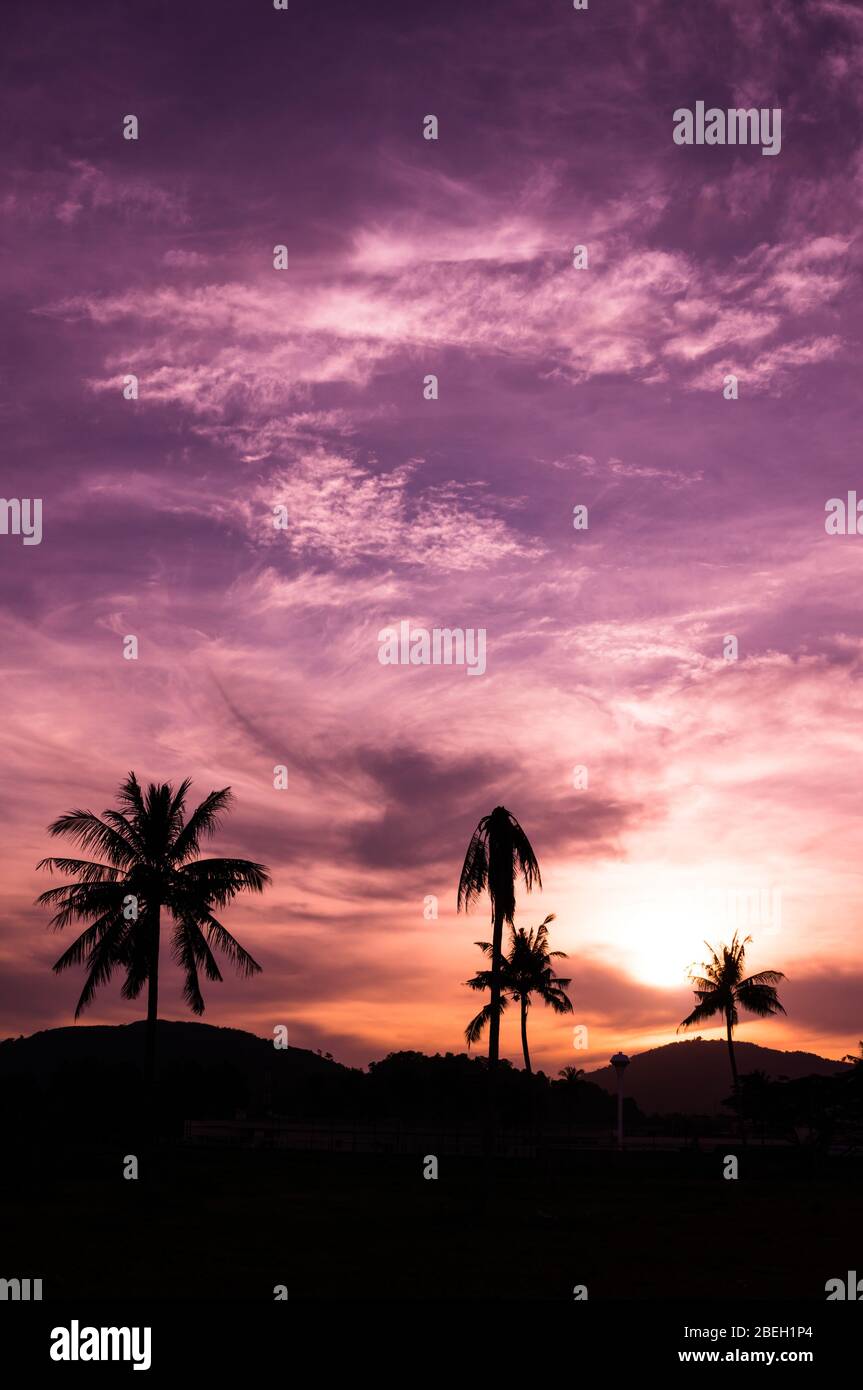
[558,1066,585,1083]
[36,772,270,1093]
[457,806,541,1081]
[678,931,786,1093]
[465,914,573,1073]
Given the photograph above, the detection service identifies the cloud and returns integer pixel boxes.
[688,335,842,391]
[45,222,853,433]
[3,159,188,227]
[162,249,208,268]
[556,453,702,488]
[780,968,863,1038]
[243,451,537,570]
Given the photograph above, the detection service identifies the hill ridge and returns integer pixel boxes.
[587,1037,850,1115]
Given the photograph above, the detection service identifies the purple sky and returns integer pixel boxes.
[2,0,863,1072]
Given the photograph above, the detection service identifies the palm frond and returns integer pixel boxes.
[197,910,262,976]
[171,919,224,1013]
[71,915,132,1017]
[741,969,786,988]
[37,880,130,929]
[175,857,270,904]
[465,998,508,1047]
[35,857,122,883]
[116,772,146,819]
[52,909,126,973]
[170,787,234,863]
[45,811,138,868]
[465,970,494,993]
[457,823,489,913]
[678,995,724,1031]
[736,981,786,1017]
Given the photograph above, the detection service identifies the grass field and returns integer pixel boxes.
[2,1143,859,1300]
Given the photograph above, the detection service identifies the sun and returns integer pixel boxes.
[594,872,735,990]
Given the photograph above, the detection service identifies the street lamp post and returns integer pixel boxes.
[610,1052,630,1151]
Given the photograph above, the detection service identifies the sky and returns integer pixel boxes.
[1,0,862,1074]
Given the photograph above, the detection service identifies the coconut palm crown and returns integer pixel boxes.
[678,930,786,1088]
[465,913,573,1072]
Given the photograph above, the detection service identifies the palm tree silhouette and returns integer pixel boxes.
[36,772,270,1092]
[558,1066,585,1083]
[457,806,541,1083]
[678,931,786,1091]
[465,914,573,1072]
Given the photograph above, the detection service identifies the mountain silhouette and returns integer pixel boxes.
[3,1024,851,1127]
[587,1038,849,1115]
[0,1023,624,1138]
[0,1020,353,1143]
[0,1020,344,1079]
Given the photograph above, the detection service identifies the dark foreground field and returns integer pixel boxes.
[2,1144,858,1300]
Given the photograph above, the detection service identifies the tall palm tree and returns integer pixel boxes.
[678,931,786,1092]
[465,914,573,1073]
[457,806,541,1081]
[36,772,270,1092]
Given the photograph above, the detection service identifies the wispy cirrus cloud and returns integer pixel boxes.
[44,227,853,434]
[2,158,188,226]
[243,452,537,570]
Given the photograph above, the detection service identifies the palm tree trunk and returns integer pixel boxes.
[520,997,532,1074]
[725,1010,738,1089]
[483,906,505,1161]
[726,1008,743,1140]
[487,906,504,1071]
[145,906,161,1138]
